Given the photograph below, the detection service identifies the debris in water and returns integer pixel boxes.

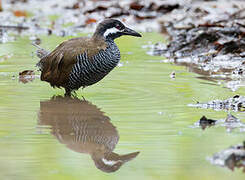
[145,0,245,91]
[117,62,124,67]
[0,54,12,62]
[19,70,35,84]
[192,114,245,132]
[19,70,34,76]
[32,43,49,59]
[199,116,216,130]
[223,114,245,133]
[225,114,239,123]
[188,95,245,112]
[29,36,41,45]
[170,71,175,79]
[208,141,245,172]
[158,111,163,115]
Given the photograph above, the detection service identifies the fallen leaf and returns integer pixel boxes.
[13,10,27,17]
[19,70,34,76]
[19,70,35,84]
[199,116,216,130]
[85,18,97,24]
[86,6,108,13]
[65,2,79,9]
[130,2,144,11]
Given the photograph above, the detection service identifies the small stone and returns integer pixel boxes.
[199,115,216,130]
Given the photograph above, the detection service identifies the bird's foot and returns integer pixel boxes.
[65,89,71,97]
[71,91,78,98]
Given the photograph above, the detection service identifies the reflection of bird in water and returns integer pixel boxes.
[38,96,139,173]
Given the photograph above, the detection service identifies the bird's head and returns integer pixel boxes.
[93,19,142,40]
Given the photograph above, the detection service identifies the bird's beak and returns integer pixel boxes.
[122,27,142,37]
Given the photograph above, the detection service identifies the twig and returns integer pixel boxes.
[32,42,49,59]
[0,25,29,30]
[230,8,245,19]
[31,42,43,49]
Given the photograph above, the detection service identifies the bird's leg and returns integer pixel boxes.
[65,88,71,97]
[81,87,86,101]
[71,91,77,98]
[82,96,86,101]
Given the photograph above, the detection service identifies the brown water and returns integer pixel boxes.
[0,33,245,179]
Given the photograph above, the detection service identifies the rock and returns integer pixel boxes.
[209,141,245,171]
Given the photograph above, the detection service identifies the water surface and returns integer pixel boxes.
[0,33,245,179]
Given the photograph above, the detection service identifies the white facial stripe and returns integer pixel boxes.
[102,158,121,166]
[104,27,120,38]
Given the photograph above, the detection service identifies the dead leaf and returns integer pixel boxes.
[65,2,79,9]
[85,6,108,14]
[19,70,35,84]
[19,70,34,76]
[13,10,27,17]
[130,2,144,11]
[85,18,97,24]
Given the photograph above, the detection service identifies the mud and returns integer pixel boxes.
[145,0,245,91]
[0,0,182,43]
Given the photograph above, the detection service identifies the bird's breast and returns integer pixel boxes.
[91,42,120,72]
[67,40,120,90]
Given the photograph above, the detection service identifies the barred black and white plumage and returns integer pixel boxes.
[34,19,141,96]
[67,39,120,92]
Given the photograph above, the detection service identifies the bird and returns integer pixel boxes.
[35,19,142,96]
[38,96,139,173]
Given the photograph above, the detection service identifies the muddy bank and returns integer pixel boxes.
[0,0,183,43]
[145,0,245,91]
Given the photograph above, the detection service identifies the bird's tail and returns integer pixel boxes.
[32,42,49,70]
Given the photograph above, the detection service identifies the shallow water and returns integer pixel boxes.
[0,33,245,179]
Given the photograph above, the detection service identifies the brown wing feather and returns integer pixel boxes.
[39,37,107,88]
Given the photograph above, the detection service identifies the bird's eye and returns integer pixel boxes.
[115,24,121,30]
